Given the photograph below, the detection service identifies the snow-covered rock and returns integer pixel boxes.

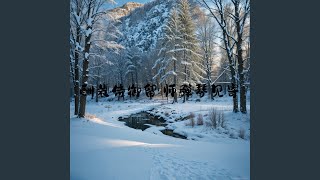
[106,2,144,20]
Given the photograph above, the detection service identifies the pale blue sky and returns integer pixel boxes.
[115,0,152,6]
[103,0,153,10]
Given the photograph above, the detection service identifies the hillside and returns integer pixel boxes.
[114,0,174,52]
[107,2,144,19]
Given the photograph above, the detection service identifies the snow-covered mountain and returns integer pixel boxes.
[111,0,174,52]
[107,2,144,20]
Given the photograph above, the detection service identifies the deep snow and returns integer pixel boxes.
[70,95,250,180]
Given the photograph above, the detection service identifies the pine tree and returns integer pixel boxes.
[125,47,141,87]
[153,7,181,103]
[177,0,204,86]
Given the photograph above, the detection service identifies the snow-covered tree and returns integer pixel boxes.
[177,0,204,86]
[153,7,181,103]
[231,0,250,114]
[70,0,86,115]
[88,46,112,102]
[140,51,156,85]
[152,0,205,102]
[199,0,250,113]
[70,0,120,117]
[88,8,124,102]
[79,0,104,117]
[197,13,217,99]
[110,50,126,85]
[125,47,142,87]
[199,0,238,112]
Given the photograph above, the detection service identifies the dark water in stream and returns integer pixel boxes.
[119,112,167,130]
[160,129,187,139]
[118,112,187,139]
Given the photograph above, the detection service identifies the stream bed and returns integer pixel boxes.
[118,112,187,139]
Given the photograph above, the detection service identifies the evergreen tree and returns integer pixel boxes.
[177,0,204,86]
[153,7,181,103]
[125,47,142,87]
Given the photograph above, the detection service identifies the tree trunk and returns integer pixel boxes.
[234,1,247,114]
[78,35,90,117]
[160,83,163,99]
[120,71,123,85]
[96,70,100,102]
[222,31,238,113]
[183,46,187,82]
[73,66,80,115]
[131,72,134,85]
[207,32,213,100]
[206,63,212,99]
[205,46,212,100]
[79,3,92,117]
[135,70,138,87]
[73,26,81,116]
[173,57,178,103]
[207,80,212,99]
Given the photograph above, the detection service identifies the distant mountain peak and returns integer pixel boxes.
[108,2,144,19]
[122,2,143,9]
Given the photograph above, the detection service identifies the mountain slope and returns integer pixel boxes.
[107,2,144,20]
[115,0,174,52]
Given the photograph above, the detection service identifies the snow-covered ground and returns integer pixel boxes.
[70,94,250,180]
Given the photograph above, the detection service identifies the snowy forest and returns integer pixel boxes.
[70,0,250,179]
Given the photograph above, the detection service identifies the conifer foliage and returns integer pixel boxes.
[153,0,204,93]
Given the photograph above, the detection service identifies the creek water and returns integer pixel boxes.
[119,112,187,139]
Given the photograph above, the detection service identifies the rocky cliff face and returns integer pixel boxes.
[107,2,144,20]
